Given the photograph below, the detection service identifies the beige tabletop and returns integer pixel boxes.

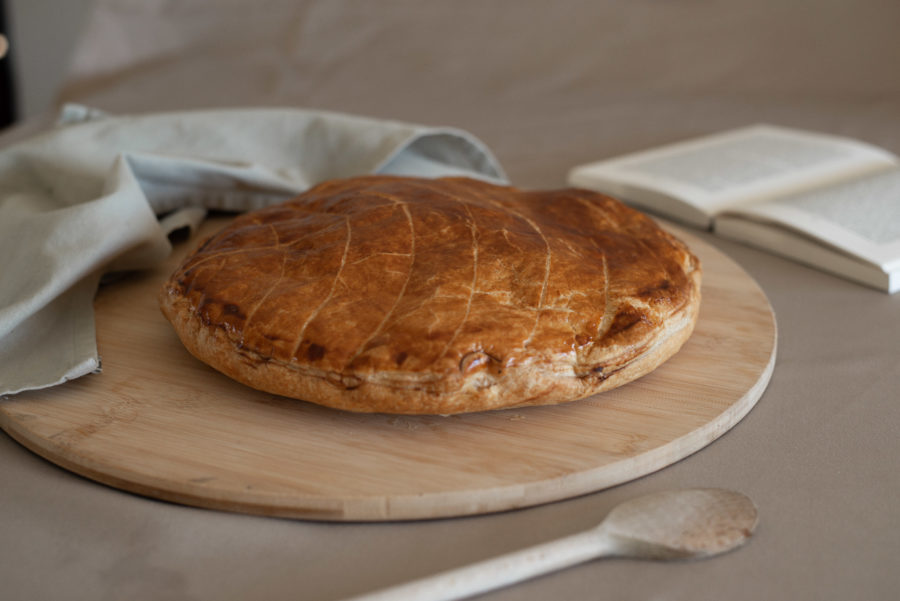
[3,1,899,599]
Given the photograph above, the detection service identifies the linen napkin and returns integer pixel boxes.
[0,105,506,396]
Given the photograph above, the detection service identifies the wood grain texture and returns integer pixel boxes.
[0,218,776,521]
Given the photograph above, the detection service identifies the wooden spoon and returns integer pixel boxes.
[345,488,758,601]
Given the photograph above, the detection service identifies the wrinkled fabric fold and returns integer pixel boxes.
[0,105,506,396]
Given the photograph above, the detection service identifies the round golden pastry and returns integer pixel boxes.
[159,175,701,414]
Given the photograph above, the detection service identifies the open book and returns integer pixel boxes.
[568,125,900,293]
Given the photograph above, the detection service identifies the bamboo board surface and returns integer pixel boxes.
[0,219,776,521]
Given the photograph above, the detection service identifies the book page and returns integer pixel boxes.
[721,168,900,271]
[568,125,898,224]
[715,216,897,292]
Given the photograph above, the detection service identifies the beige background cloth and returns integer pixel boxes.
[2,1,899,600]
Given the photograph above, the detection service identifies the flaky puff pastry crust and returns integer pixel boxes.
[159,176,701,414]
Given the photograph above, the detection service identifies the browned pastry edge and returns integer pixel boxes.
[158,176,702,415]
[160,280,700,414]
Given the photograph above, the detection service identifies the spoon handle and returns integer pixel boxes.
[343,527,615,601]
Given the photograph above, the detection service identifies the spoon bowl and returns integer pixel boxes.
[600,488,758,559]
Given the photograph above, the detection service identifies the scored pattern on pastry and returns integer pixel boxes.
[160,176,701,414]
[288,215,352,360]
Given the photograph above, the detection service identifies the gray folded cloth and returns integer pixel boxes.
[0,105,506,396]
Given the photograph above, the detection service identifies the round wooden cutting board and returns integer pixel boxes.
[0,218,776,521]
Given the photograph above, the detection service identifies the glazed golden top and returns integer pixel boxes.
[164,175,699,387]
